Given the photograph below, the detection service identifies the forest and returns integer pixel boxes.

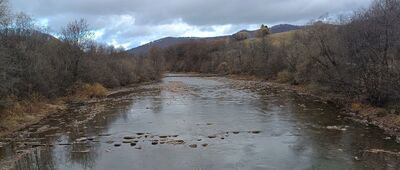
[0,0,162,114]
[160,0,400,108]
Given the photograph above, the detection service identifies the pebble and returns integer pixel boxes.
[151,141,158,145]
[114,144,121,147]
[202,144,208,147]
[135,146,142,150]
[208,135,217,138]
[123,136,135,140]
[166,140,185,145]
[189,144,197,148]
[76,137,88,142]
[98,133,112,137]
[233,132,240,134]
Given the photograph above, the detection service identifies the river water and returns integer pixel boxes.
[1,74,400,170]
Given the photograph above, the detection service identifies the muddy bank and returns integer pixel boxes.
[212,75,400,142]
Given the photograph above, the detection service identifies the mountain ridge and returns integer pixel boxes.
[127,24,303,55]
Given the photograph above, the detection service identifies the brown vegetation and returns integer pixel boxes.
[161,0,400,109]
[0,0,163,134]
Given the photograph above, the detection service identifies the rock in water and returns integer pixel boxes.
[123,136,135,140]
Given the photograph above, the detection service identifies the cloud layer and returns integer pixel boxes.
[11,0,372,48]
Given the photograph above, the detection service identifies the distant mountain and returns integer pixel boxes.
[127,37,198,55]
[127,24,303,55]
[270,24,304,34]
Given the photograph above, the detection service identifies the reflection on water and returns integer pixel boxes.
[1,74,400,170]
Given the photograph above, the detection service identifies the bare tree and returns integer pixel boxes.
[61,19,94,50]
[0,0,10,29]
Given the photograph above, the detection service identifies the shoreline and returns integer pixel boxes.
[2,74,400,143]
[0,80,159,138]
[216,75,400,142]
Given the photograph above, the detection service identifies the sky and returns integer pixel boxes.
[10,0,373,49]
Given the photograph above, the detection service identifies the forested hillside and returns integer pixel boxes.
[159,0,400,107]
[0,0,162,116]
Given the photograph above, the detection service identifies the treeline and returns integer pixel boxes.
[0,0,162,109]
[160,0,400,106]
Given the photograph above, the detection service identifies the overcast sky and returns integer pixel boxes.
[10,0,372,49]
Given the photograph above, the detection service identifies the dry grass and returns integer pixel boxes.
[0,96,65,137]
[276,70,293,83]
[70,83,108,100]
[269,31,297,46]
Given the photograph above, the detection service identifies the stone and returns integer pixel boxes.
[208,135,217,138]
[252,131,261,134]
[136,133,144,135]
[151,141,158,145]
[87,137,95,141]
[114,143,121,147]
[76,137,88,142]
[202,143,208,147]
[189,144,197,148]
[123,136,135,140]
[159,135,168,138]
[98,133,112,137]
[166,140,185,145]
[130,143,136,146]
[233,131,240,134]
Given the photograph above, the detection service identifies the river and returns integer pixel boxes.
[1,74,400,170]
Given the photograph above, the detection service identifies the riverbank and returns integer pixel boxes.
[213,75,400,142]
[0,81,158,138]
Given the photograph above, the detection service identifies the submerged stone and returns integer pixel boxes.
[208,135,217,138]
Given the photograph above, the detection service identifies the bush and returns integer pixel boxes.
[82,83,107,98]
[69,83,107,99]
[276,70,293,83]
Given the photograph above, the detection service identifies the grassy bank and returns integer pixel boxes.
[0,83,108,137]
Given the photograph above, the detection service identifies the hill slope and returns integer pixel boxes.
[127,24,303,55]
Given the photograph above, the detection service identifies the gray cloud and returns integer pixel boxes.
[10,0,373,48]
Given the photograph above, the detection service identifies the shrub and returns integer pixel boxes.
[82,83,107,98]
[276,70,293,83]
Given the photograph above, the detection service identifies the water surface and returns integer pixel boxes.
[1,74,400,170]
